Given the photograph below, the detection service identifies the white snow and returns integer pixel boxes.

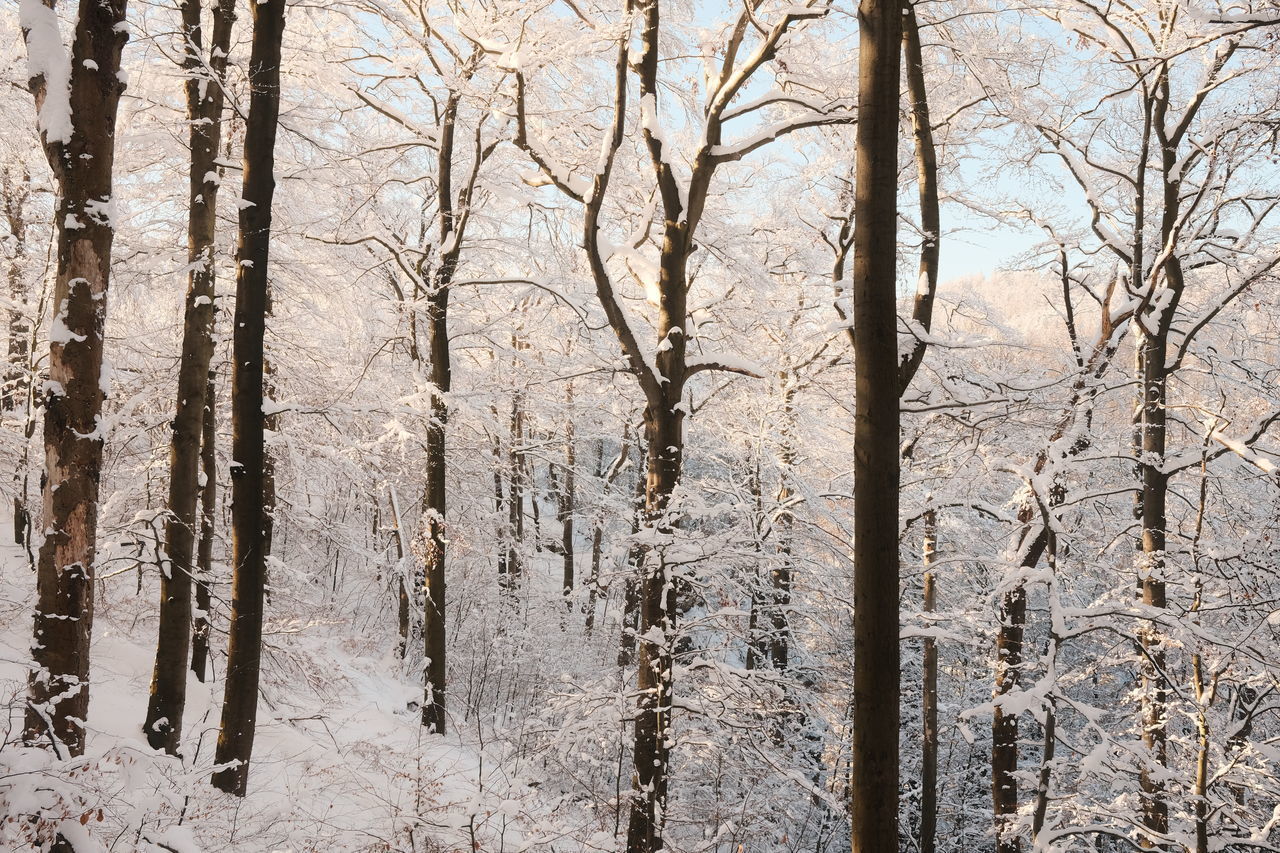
[19,0,73,144]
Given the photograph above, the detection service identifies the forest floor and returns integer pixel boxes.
[0,543,594,852]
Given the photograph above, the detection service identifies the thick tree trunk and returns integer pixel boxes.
[211,0,287,796]
[850,0,902,848]
[145,0,236,755]
[920,509,938,853]
[191,369,217,683]
[20,0,130,760]
[626,397,683,853]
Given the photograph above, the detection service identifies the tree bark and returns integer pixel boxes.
[20,0,130,760]
[558,384,576,600]
[897,1,939,396]
[920,509,938,853]
[145,0,236,755]
[850,0,902,849]
[191,369,217,683]
[2,167,31,414]
[211,0,287,796]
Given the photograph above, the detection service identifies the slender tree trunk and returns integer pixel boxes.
[20,0,130,759]
[993,524,1031,853]
[191,369,217,683]
[920,509,938,853]
[897,0,939,395]
[2,167,31,414]
[559,384,576,600]
[419,262,451,734]
[770,384,797,671]
[850,0,902,847]
[584,438,607,634]
[211,0,287,796]
[145,0,236,754]
[1136,331,1169,841]
[2,168,33,550]
[617,450,646,667]
[746,451,766,672]
[506,393,524,589]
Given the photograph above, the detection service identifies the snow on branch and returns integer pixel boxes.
[19,0,73,146]
[685,353,764,379]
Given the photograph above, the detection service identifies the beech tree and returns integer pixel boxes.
[144,0,236,756]
[18,0,130,759]
[211,0,288,797]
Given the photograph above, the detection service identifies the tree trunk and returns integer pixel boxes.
[898,1,939,395]
[145,0,236,755]
[559,385,575,600]
[2,168,34,551]
[850,0,902,848]
[2,167,31,414]
[584,437,608,634]
[191,369,217,683]
[1136,331,1169,842]
[993,530,1031,853]
[626,397,683,853]
[211,0,287,796]
[617,453,646,668]
[769,384,797,671]
[419,278,448,732]
[920,509,938,853]
[20,0,130,760]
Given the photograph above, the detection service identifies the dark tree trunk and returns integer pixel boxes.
[993,577,1027,853]
[583,437,609,634]
[262,280,278,570]
[746,452,766,672]
[920,509,938,853]
[850,0,902,848]
[1134,73,1186,844]
[419,277,449,732]
[558,385,576,600]
[505,393,525,590]
[146,0,236,755]
[626,396,683,853]
[20,0,130,760]
[898,1,939,395]
[211,0,287,796]
[191,369,217,683]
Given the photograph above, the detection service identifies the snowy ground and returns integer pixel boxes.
[0,543,601,852]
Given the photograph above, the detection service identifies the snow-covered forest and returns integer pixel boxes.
[2,0,1280,850]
